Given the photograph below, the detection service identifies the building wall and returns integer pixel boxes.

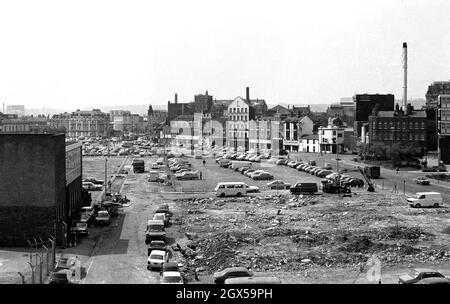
[0,134,66,246]
[227,98,251,151]
[299,138,319,153]
[426,81,450,108]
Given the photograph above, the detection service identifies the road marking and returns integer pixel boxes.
[81,258,95,284]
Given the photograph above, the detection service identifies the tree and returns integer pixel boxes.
[369,141,389,160]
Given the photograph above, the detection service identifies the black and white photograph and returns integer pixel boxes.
[1,0,450,290]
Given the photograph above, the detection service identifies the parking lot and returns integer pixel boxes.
[171,157,324,194]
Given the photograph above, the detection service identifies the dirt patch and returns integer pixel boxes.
[171,192,450,282]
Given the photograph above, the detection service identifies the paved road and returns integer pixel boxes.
[82,157,164,284]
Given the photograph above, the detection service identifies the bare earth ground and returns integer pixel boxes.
[3,154,450,284]
[165,157,450,284]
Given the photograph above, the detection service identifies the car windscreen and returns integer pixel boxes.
[148,225,164,231]
[163,276,182,283]
[150,254,163,260]
[52,273,67,279]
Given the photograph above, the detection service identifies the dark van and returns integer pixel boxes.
[290,182,318,195]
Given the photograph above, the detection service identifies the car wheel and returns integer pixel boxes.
[415,203,421,208]
[236,192,242,197]
[434,203,439,208]
[220,193,225,197]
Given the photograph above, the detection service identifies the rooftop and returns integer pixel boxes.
[376,110,426,118]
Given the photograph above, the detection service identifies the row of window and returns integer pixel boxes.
[372,120,425,130]
[373,133,425,141]
[230,107,248,114]
[230,115,248,121]
[229,131,248,138]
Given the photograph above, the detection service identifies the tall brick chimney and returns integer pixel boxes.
[175,93,178,104]
[402,42,407,112]
[246,87,250,102]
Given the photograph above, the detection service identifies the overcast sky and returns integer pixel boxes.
[0,0,449,110]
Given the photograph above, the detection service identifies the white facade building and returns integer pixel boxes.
[318,125,345,154]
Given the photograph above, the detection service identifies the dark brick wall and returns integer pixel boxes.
[0,134,60,207]
[0,133,67,246]
[0,206,55,246]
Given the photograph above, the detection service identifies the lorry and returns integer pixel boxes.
[321,178,351,194]
[132,159,145,173]
[364,166,380,178]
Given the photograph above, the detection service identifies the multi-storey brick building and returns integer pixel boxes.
[426,81,450,108]
[0,133,82,246]
[368,104,427,156]
[0,115,50,133]
[353,94,395,137]
[50,109,111,138]
[438,94,450,164]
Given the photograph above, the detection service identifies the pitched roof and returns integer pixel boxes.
[301,134,319,140]
[172,115,194,121]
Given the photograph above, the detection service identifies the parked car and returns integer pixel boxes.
[94,210,110,226]
[290,182,318,195]
[49,270,69,284]
[160,262,183,284]
[70,221,88,237]
[399,268,445,284]
[287,161,298,168]
[147,250,169,270]
[238,166,251,173]
[236,154,246,161]
[343,178,365,187]
[247,170,266,178]
[245,185,260,193]
[147,240,167,256]
[252,172,274,180]
[317,170,333,178]
[267,180,291,190]
[175,171,199,180]
[145,219,166,243]
[155,205,172,218]
[322,163,332,170]
[276,159,288,165]
[83,177,104,185]
[415,277,450,284]
[153,213,170,227]
[244,169,257,177]
[415,176,430,185]
[82,182,103,191]
[213,267,253,284]
[310,168,321,175]
[218,159,232,168]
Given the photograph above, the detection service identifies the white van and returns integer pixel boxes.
[407,192,443,208]
[231,161,252,170]
[215,182,247,197]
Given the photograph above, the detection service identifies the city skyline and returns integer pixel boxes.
[0,0,449,110]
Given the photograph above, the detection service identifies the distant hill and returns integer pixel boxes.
[25,107,70,116]
[81,104,163,115]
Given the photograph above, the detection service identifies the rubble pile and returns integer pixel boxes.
[173,193,450,278]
